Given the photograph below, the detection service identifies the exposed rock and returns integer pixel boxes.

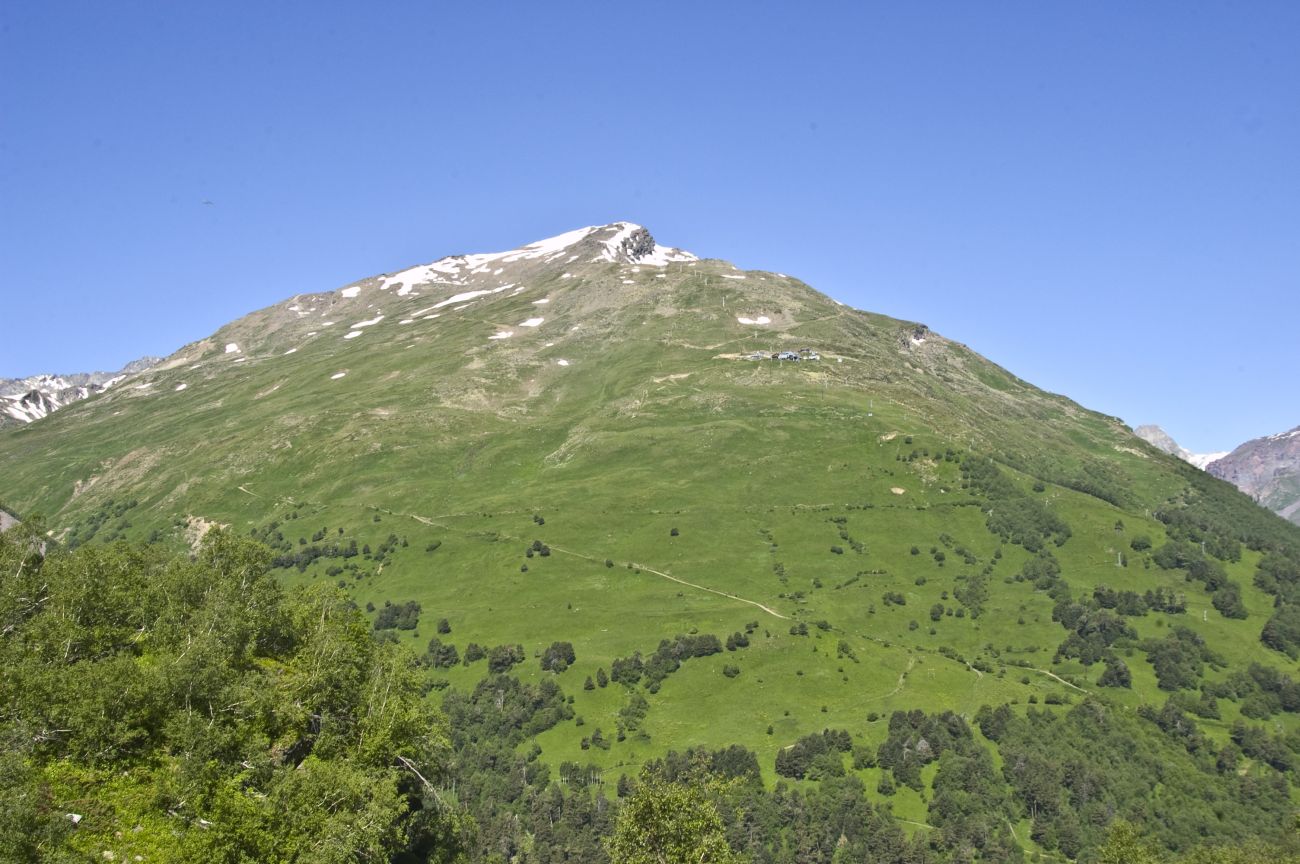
[617,226,657,261]
[1209,426,1300,525]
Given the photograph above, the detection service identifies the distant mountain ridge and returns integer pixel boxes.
[0,357,160,426]
[1135,422,1300,525]
[1132,424,1227,469]
[1209,425,1300,525]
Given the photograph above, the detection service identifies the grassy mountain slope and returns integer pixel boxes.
[4,223,1300,857]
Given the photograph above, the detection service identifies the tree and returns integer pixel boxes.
[0,529,465,861]
[1098,655,1132,688]
[605,775,745,864]
[488,643,525,673]
[541,641,576,673]
[1095,820,1162,864]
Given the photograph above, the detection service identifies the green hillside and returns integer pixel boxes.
[4,223,1300,862]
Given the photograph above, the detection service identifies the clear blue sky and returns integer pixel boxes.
[2,2,1296,452]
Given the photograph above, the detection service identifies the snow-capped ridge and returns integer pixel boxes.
[344,223,696,299]
[1188,451,1229,470]
[1133,424,1226,472]
[0,357,161,426]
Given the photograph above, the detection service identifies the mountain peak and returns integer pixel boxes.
[345,223,698,301]
[1133,424,1226,470]
[487,221,698,266]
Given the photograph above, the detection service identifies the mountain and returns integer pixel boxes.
[0,356,161,426]
[1133,424,1228,469]
[1210,425,1300,525]
[1136,423,1300,524]
[5,222,1300,860]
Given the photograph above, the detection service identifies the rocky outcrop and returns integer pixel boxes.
[616,226,657,261]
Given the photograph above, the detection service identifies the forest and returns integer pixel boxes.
[3,524,1300,863]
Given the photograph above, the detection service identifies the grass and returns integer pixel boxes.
[3,245,1299,817]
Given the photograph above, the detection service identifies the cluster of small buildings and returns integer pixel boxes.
[746,347,821,362]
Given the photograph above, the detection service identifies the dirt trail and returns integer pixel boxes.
[1029,666,1088,693]
[863,653,917,703]
[625,559,788,620]
[548,544,788,620]
[387,509,789,621]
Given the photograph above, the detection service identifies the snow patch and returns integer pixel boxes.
[499,226,600,262]
[283,348,298,355]
[344,331,363,340]
[224,343,240,354]
[376,259,465,293]
[737,316,771,325]
[351,314,384,328]
[721,274,746,280]
[341,286,361,298]
[489,331,513,340]
[433,290,491,309]
[557,359,570,366]
[331,372,347,380]
[533,298,550,305]
[175,383,187,391]
[519,317,544,327]
[1188,452,1230,469]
